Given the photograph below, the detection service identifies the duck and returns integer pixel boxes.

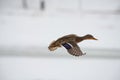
[48,34,97,56]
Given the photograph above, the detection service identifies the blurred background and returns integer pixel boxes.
[0,0,120,80]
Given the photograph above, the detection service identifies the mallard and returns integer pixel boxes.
[48,34,97,56]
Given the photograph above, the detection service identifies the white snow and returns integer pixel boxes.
[0,56,120,80]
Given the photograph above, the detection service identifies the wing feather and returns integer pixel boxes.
[62,42,85,56]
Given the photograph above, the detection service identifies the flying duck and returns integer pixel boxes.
[48,34,97,56]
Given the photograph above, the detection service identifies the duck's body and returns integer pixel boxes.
[48,34,97,56]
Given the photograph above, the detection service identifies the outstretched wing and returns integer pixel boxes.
[62,42,85,56]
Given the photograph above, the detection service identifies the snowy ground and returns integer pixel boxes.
[0,47,120,80]
[0,55,120,80]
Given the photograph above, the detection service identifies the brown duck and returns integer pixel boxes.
[48,34,97,56]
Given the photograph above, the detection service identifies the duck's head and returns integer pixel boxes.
[83,34,98,40]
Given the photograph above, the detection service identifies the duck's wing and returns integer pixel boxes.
[62,42,85,56]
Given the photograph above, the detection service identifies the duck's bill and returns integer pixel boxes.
[93,37,98,40]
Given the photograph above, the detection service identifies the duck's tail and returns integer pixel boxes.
[48,40,61,51]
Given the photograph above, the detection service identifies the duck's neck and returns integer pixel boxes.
[76,36,88,43]
[82,35,90,40]
[75,37,84,43]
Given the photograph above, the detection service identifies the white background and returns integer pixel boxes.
[0,0,120,80]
